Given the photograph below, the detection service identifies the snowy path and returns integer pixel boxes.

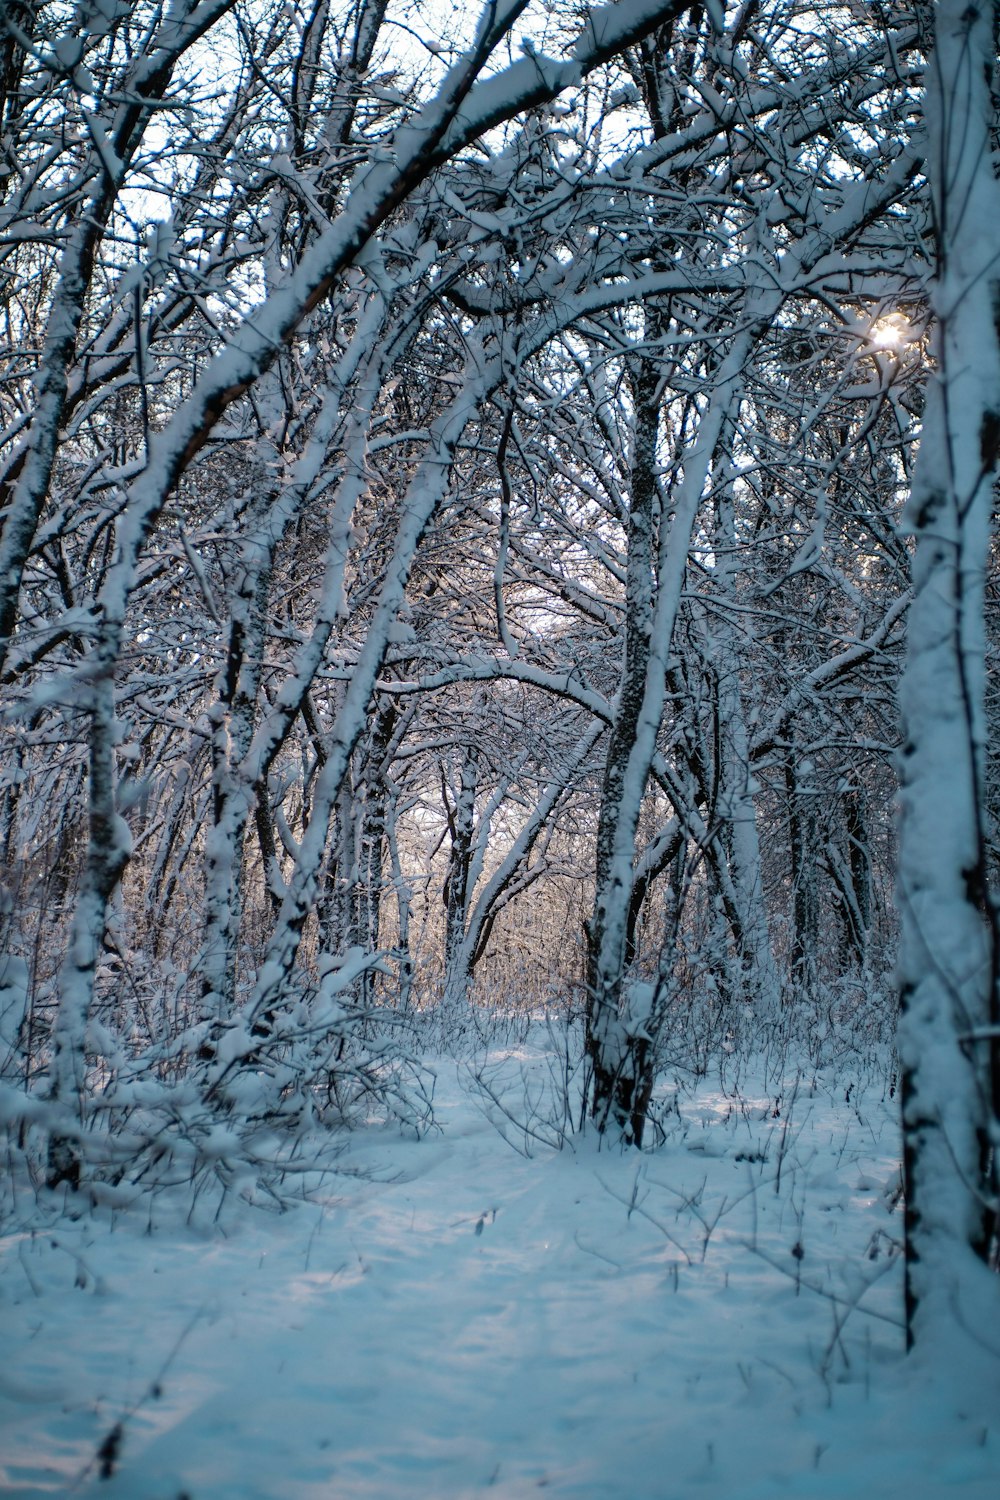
[1,1049,997,1498]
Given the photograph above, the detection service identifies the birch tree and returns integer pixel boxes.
[896,0,1000,1345]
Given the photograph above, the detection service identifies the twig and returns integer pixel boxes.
[69,1307,206,1491]
[573,1231,622,1269]
[597,1172,693,1264]
[743,1240,905,1329]
[17,1238,42,1297]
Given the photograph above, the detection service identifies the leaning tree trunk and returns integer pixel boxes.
[897,0,1000,1347]
[586,316,763,1145]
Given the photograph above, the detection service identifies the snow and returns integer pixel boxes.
[1,1030,997,1499]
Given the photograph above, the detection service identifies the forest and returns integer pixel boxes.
[0,0,998,1491]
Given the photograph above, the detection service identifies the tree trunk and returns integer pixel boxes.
[47,678,131,1186]
[586,342,664,1139]
[897,0,1000,1347]
[442,747,479,1013]
[711,471,778,1013]
[200,473,278,1026]
[784,749,819,996]
[586,315,765,1143]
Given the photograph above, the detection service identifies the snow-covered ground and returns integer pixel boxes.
[1,1036,997,1498]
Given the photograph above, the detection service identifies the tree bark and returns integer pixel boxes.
[897,0,1000,1346]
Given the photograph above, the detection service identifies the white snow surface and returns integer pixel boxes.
[1,1033,997,1499]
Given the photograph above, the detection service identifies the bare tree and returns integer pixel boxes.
[0,0,968,1221]
[2,0,701,1185]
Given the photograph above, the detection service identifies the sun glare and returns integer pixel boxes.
[869,313,911,352]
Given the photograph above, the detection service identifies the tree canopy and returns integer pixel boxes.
[0,0,996,1346]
